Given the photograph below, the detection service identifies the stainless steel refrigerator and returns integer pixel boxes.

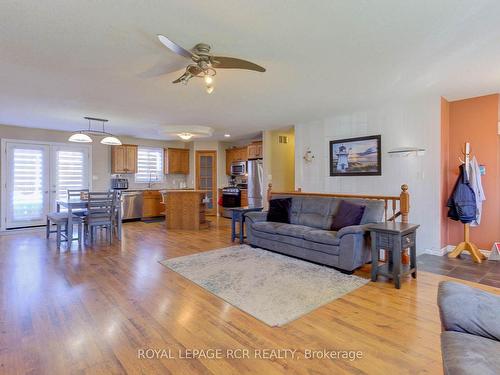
[247,159,264,207]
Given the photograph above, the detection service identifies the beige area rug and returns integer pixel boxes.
[160,245,369,326]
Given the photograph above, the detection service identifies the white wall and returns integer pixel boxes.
[0,123,188,191]
[294,94,442,253]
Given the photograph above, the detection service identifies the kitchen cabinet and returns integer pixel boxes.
[240,189,248,207]
[111,144,138,174]
[165,148,190,174]
[142,190,163,218]
[247,141,263,159]
[225,147,248,175]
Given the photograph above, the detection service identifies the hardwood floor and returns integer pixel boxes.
[1,219,497,374]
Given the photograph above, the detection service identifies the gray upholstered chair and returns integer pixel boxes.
[438,281,500,375]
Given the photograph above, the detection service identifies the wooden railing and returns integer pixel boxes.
[267,184,410,223]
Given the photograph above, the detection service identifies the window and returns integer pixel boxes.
[135,147,164,183]
[54,148,89,203]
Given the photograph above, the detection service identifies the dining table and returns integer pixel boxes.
[56,198,122,242]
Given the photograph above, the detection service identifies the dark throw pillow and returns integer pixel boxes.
[331,200,366,231]
[267,198,292,223]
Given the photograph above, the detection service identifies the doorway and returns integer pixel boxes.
[1,140,91,229]
[195,150,217,216]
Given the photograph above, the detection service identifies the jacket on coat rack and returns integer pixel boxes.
[447,164,477,224]
[468,156,486,226]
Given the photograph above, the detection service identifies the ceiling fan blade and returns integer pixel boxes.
[157,35,195,59]
[212,56,265,72]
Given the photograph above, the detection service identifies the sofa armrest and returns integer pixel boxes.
[245,211,268,224]
[438,281,500,341]
[336,224,370,238]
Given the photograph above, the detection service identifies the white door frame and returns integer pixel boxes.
[1,138,93,231]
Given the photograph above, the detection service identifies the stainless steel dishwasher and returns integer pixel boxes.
[121,192,143,220]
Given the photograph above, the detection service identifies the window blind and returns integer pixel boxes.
[55,150,88,202]
[135,147,163,183]
[11,148,45,222]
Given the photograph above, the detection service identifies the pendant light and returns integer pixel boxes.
[68,117,122,145]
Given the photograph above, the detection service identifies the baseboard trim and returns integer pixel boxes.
[424,244,491,257]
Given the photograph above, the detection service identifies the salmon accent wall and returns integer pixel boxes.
[442,94,500,250]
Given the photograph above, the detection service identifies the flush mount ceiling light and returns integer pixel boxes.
[68,117,122,145]
[156,35,265,94]
[160,125,214,141]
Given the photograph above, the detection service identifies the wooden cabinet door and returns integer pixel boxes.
[255,142,263,158]
[179,149,190,174]
[112,145,137,174]
[247,144,257,159]
[125,145,137,173]
[225,148,234,175]
[240,190,248,207]
[111,146,126,174]
[165,148,189,174]
[142,191,162,218]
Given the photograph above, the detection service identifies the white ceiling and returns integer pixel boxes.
[1,0,500,140]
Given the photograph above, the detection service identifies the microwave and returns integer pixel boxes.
[230,161,247,176]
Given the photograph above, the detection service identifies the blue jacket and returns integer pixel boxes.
[447,165,477,224]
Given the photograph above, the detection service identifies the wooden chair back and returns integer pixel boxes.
[67,189,89,200]
[86,192,115,224]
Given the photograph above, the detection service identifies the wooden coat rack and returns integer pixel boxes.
[448,142,486,263]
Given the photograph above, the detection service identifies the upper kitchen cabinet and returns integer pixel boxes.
[247,141,263,159]
[165,148,190,174]
[111,144,138,174]
[225,146,248,175]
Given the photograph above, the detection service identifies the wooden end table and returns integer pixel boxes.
[229,207,264,244]
[368,222,420,289]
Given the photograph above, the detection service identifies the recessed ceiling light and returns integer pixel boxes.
[224,134,231,138]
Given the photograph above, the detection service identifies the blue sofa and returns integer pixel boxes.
[438,281,500,375]
[245,195,385,273]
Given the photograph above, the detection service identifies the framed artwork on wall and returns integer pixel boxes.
[329,135,382,176]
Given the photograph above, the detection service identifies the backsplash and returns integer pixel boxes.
[112,174,189,190]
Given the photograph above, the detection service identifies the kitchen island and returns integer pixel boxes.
[162,190,208,230]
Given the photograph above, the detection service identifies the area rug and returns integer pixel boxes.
[159,245,369,326]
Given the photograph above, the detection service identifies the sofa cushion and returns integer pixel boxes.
[252,230,304,248]
[295,197,339,229]
[266,198,292,223]
[304,240,340,256]
[331,200,366,231]
[275,224,315,239]
[438,281,500,341]
[304,229,340,246]
[251,221,286,235]
[441,331,500,375]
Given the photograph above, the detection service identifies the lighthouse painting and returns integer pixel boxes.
[329,135,381,176]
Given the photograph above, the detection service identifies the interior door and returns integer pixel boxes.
[5,142,50,228]
[195,150,217,215]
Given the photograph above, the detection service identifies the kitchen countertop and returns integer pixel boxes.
[120,188,194,193]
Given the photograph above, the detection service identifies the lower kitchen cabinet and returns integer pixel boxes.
[142,190,164,218]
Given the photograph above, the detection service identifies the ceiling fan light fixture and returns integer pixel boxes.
[178,132,194,140]
[101,136,122,146]
[206,85,214,94]
[204,75,213,85]
[68,132,93,143]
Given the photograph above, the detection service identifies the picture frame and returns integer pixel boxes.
[329,135,382,176]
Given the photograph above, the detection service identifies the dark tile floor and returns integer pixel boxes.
[417,253,500,288]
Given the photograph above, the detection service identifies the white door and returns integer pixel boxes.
[5,143,51,228]
[50,146,90,211]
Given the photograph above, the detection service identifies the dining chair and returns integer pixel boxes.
[46,212,84,249]
[85,191,115,245]
[67,189,89,217]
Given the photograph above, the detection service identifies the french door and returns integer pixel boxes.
[2,141,90,229]
[195,150,217,215]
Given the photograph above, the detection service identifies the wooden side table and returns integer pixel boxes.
[229,207,264,244]
[368,222,420,289]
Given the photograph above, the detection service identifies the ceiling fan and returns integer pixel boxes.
[157,35,266,93]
